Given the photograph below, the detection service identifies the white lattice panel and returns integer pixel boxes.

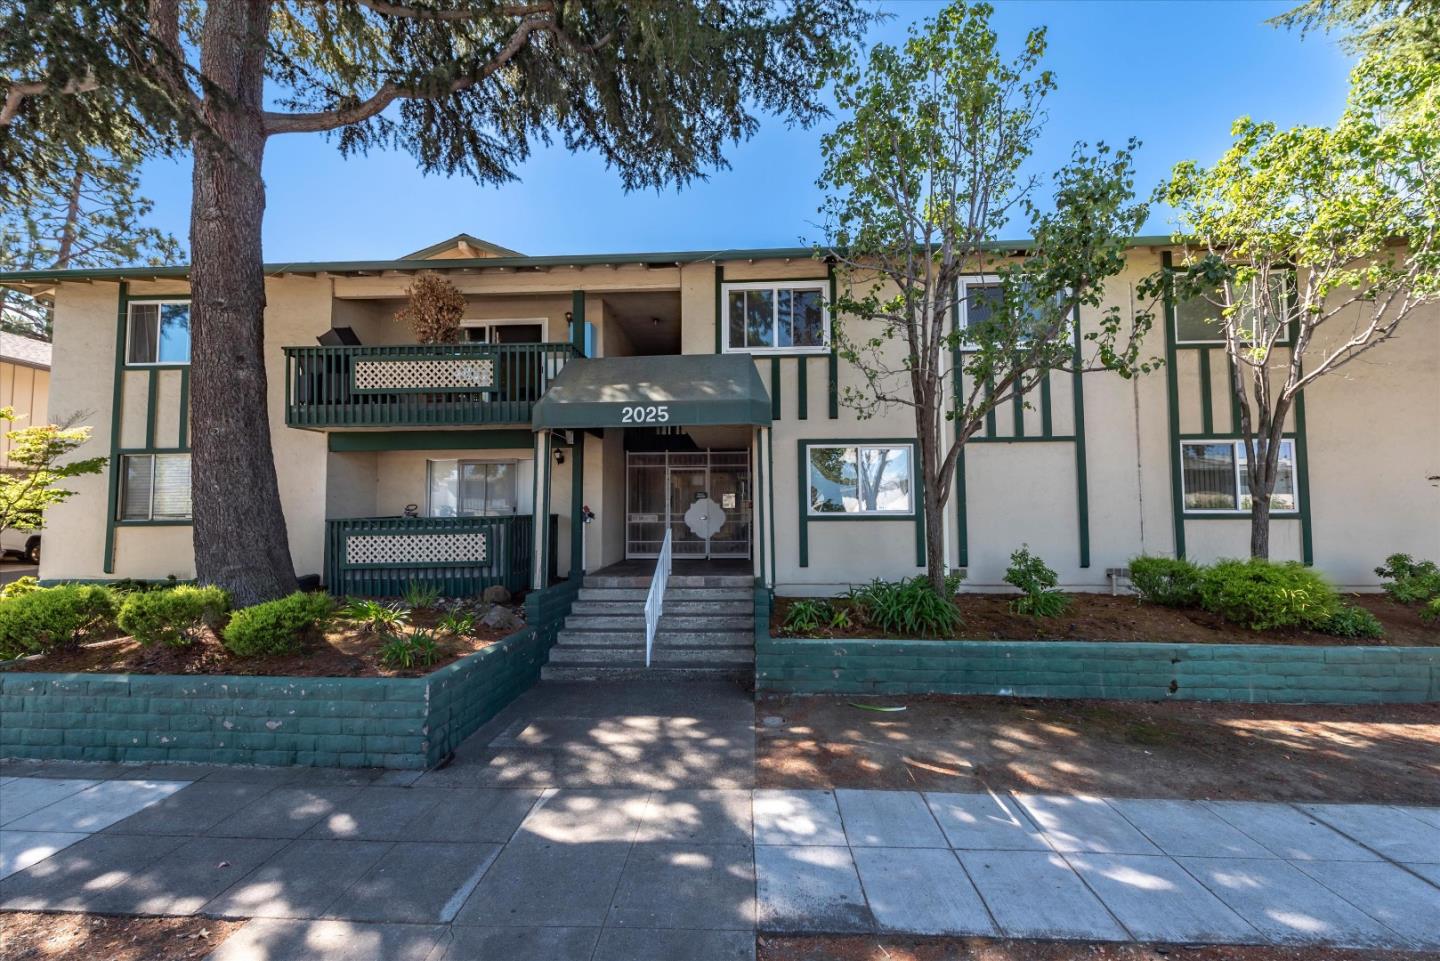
[345,532,488,565]
[353,358,494,391]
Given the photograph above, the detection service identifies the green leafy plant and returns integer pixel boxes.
[401,580,442,610]
[222,592,334,657]
[1198,559,1339,631]
[828,606,853,630]
[340,598,411,635]
[849,577,960,638]
[0,584,117,659]
[0,575,40,599]
[1005,545,1070,618]
[783,599,832,634]
[1129,556,1203,608]
[379,628,442,670]
[1319,604,1385,640]
[437,611,475,636]
[1375,554,1440,618]
[116,585,230,647]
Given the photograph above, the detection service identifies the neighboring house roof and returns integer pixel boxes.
[0,235,1181,294]
[401,233,524,260]
[0,331,52,370]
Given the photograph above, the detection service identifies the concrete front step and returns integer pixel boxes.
[563,614,754,631]
[583,574,755,590]
[577,587,752,602]
[541,663,752,682]
[568,600,752,616]
[547,646,755,666]
[556,628,754,648]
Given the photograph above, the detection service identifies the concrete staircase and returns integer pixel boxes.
[541,570,756,681]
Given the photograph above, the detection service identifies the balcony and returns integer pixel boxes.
[324,514,548,598]
[284,342,578,428]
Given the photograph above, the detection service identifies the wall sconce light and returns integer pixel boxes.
[553,447,566,466]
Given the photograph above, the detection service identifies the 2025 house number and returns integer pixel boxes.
[620,405,670,423]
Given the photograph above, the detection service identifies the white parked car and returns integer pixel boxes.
[0,527,40,565]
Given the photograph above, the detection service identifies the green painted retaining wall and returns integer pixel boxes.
[0,581,582,769]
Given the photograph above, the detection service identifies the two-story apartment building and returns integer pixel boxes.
[1,233,1436,606]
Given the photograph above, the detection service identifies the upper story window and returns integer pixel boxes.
[957,275,1070,347]
[1173,275,1289,345]
[127,301,191,365]
[1181,438,1297,514]
[723,280,828,354]
[807,443,914,515]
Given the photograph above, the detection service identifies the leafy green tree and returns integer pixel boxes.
[1,147,181,339]
[2,0,872,605]
[0,406,107,542]
[1155,40,1439,559]
[816,2,1154,594]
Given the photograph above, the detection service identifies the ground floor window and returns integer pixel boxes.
[1181,439,1297,513]
[119,453,191,521]
[807,443,914,515]
[428,460,519,517]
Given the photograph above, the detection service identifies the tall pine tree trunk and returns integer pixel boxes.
[189,1,297,606]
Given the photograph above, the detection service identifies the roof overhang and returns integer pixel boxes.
[532,354,772,431]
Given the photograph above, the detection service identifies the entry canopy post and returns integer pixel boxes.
[532,354,772,430]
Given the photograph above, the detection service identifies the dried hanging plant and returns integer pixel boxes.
[395,273,466,344]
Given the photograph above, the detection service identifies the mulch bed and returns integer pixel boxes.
[0,912,244,961]
[771,593,1439,646]
[756,692,1440,802]
[1,605,525,678]
[760,936,1440,961]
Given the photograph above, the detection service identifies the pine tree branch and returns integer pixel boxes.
[0,75,98,127]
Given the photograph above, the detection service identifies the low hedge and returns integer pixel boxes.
[222,592,334,657]
[117,585,230,647]
[0,585,118,659]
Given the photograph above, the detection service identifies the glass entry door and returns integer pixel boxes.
[625,450,752,559]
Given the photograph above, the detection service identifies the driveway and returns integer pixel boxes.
[2,680,1439,960]
[0,559,37,586]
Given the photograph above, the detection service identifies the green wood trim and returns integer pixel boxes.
[103,283,129,574]
[714,265,724,354]
[1040,371,1053,438]
[914,467,927,568]
[145,369,158,449]
[796,357,808,420]
[1180,512,1303,521]
[770,357,781,420]
[1198,348,1214,435]
[114,519,192,528]
[827,265,839,419]
[1178,431,1297,441]
[1294,390,1315,565]
[327,429,534,452]
[570,432,585,577]
[966,435,1077,444]
[1161,252,1187,559]
[1070,305,1091,569]
[177,368,189,448]
[571,289,586,355]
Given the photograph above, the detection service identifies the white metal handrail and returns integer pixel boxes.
[643,528,673,668]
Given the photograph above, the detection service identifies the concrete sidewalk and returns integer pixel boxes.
[2,681,1438,959]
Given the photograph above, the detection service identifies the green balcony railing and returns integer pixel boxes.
[323,514,544,599]
[285,342,578,428]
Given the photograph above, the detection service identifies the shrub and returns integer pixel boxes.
[1198,559,1339,631]
[0,575,40,600]
[783,599,831,634]
[1319,604,1385,640]
[1129,556,1203,608]
[222,592,334,657]
[1375,554,1440,618]
[379,628,441,669]
[0,585,117,658]
[401,580,441,609]
[117,585,230,647]
[1005,545,1070,618]
[340,598,410,635]
[849,576,961,637]
[437,611,474,636]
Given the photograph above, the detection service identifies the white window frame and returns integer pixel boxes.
[1179,438,1300,515]
[805,442,915,517]
[458,317,551,343]
[125,300,192,367]
[426,458,521,517]
[118,452,192,522]
[721,280,830,355]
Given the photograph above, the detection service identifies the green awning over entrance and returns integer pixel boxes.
[532,354,772,430]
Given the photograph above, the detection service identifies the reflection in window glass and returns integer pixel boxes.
[808,445,913,514]
[119,453,192,521]
[429,460,519,517]
[127,302,191,364]
[724,283,827,352]
[744,289,774,348]
[1239,439,1296,511]
[1174,276,1288,344]
[1181,439,1298,513]
[779,288,826,348]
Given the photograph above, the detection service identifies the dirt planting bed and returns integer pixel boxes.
[771,592,1438,646]
[0,912,244,961]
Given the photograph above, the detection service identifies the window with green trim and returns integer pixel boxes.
[723,280,828,353]
[1181,439,1297,513]
[807,443,913,515]
[126,301,191,365]
[1173,275,1288,345]
[119,453,191,520]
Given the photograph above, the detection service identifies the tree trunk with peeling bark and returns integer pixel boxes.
[188,2,298,607]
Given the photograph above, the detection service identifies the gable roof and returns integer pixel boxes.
[0,331,52,369]
[401,233,523,260]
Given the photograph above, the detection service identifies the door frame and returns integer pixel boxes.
[624,449,752,560]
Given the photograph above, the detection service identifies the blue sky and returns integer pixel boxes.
[137,0,1353,262]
